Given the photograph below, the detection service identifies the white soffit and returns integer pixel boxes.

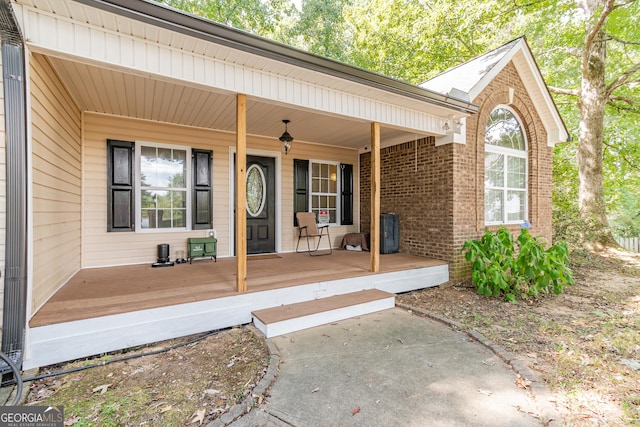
[12,0,472,138]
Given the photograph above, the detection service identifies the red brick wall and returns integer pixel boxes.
[360,62,554,282]
[361,138,455,262]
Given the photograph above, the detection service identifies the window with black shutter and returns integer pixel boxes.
[340,163,353,225]
[107,140,213,232]
[293,159,309,226]
[293,159,353,226]
[192,149,213,230]
[107,139,134,232]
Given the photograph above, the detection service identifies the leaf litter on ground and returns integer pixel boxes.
[398,248,640,427]
[25,326,269,426]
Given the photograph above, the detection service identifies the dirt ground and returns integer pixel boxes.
[25,248,640,426]
[399,248,640,426]
[25,327,269,426]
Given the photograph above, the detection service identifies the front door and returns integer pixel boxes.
[240,155,276,254]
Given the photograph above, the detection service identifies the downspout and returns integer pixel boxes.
[0,0,28,367]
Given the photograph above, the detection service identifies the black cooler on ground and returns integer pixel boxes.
[380,213,399,254]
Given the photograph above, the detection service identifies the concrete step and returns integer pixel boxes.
[252,289,395,338]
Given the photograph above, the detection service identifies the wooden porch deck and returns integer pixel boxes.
[30,251,447,327]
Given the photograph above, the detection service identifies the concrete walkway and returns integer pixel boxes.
[227,308,556,427]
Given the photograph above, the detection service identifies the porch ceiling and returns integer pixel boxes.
[49,56,423,150]
[13,0,474,151]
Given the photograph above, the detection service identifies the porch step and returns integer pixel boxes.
[252,289,395,338]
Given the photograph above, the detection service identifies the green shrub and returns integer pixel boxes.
[462,226,573,302]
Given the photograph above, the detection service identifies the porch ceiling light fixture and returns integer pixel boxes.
[453,118,462,133]
[279,119,293,155]
[442,119,451,134]
[442,116,462,135]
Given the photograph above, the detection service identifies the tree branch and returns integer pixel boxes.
[582,0,617,53]
[565,47,583,57]
[607,61,640,96]
[607,99,640,114]
[556,101,581,106]
[609,95,639,106]
[548,86,580,97]
[605,33,640,46]
[603,140,640,171]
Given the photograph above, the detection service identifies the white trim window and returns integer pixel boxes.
[484,107,527,224]
[311,161,339,225]
[136,141,191,231]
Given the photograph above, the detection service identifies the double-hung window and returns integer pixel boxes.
[293,159,353,226]
[138,143,189,230]
[106,139,212,232]
[311,162,339,224]
[484,107,527,224]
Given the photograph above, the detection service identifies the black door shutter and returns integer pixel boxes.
[293,159,309,226]
[107,139,134,232]
[192,149,213,230]
[340,163,353,225]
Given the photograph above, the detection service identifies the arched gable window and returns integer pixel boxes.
[484,107,527,224]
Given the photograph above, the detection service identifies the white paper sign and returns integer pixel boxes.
[318,210,330,224]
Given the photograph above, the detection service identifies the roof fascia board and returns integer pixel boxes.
[512,42,570,145]
[71,0,477,114]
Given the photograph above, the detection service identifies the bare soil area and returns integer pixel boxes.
[25,326,269,426]
[23,249,640,426]
[398,248,640,426]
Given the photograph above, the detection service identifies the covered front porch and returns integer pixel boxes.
[6,0,474,370]
[25,251,448,369]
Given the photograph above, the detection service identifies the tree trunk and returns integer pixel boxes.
[577,0,617,246]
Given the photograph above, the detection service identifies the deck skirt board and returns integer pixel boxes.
[252,289,395,338]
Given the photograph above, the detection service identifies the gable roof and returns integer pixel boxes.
[420,37,570,145]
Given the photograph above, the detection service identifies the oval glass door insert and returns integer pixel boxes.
[246,164,266,217]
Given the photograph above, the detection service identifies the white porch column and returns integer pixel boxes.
[370,122,380,273]
[236,94,247,292]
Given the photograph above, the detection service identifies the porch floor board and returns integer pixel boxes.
[30,251,446,327]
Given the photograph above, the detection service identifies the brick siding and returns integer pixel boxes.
[360,62,554,282]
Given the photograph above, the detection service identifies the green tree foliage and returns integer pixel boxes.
[511,0,640,244]
[289,0,351,62]
[158,0,298,43]
[342,0,511,83]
